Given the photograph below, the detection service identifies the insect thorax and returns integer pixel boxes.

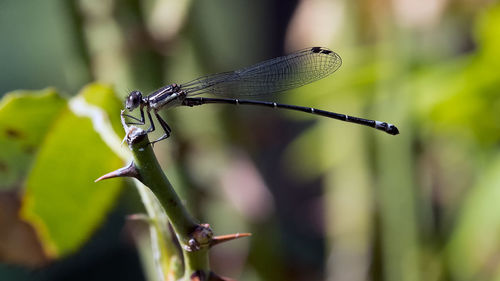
[148,84,185,110]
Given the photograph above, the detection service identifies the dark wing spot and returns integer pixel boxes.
[5,128,24,139]
[311,47,322,53]
[321,49,332,54]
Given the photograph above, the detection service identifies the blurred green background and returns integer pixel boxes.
[1,0,500,280]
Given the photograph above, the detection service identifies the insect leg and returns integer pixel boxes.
[146,111,155,133]
[124,107,145,125]
[149,113,172,145]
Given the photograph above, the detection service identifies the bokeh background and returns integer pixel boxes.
[1,0,500,280]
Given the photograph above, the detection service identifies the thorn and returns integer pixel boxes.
[95,161,140,182]
[125,214,152,234]
[210,233,252,248]
[126,213,151,222]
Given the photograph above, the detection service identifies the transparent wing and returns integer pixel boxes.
[179,47,342,97]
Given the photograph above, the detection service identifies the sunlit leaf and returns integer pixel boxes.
[0,84,127,257]
[21,105,124,256]
[82,83,126,137]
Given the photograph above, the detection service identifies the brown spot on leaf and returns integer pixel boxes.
[0,161,7,172]
[5,128,24,139]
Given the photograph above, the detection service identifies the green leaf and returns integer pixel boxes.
[81,83,126,137]
[21,106,123,256]
[0,84,127,257]
[0,89,65,190]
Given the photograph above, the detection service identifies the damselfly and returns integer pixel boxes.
[123,47,399,144]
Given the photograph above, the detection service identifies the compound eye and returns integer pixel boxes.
[126,91,142,110]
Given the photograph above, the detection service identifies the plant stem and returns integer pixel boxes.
[128,134,199,245]
[183,248,210,278]
[101,114,250,280]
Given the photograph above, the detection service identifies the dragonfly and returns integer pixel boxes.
[123,47,399,145]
